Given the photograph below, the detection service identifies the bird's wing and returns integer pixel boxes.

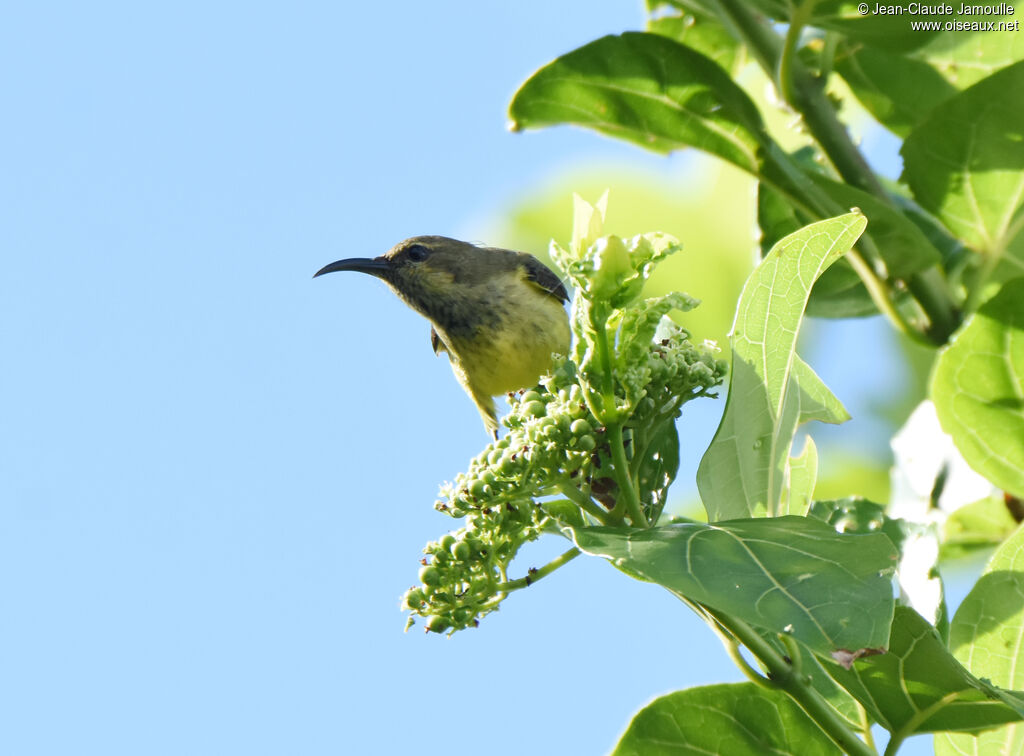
[520,254,569,303]
[430,327,447,355]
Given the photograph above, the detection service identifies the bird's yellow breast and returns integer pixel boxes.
[440,269,570,397]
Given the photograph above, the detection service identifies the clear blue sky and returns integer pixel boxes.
[1,2,931,755]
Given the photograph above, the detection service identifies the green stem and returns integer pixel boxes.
[845,251,933,346]
[607,423,648,527]
[705,607,877,756]
[556,481,614,525]
[778,0,818,105]
[882,692,960,756]
[858,704,877,753]
[719,0,960,343]
[495,547,581,592]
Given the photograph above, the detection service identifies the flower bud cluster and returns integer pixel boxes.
[404,327,724,634]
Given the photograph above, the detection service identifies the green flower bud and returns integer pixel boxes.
[570,418,593,436]
[523,400,546,418]
[425,615,451,633]
[419,565,442,586]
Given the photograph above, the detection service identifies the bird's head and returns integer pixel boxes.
[314,236,516,317]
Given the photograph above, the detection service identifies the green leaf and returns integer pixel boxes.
[836,2,1024,135]
[931,278,1024,498]
[569,516,896,658]
[698,214,863,520]
[646,3,743,74]
[836,44,956,138]
[634,415,680,523]
[781,435,817,516]
[808,173,942,278]
[739,0,947,51]
[830,606,1024,734]
[941,495,1022,560]
[810,497,909,555]
[509,32,765,173]
[611,682,840,756]
[936,522,1024,754]
[901,61,1024,259]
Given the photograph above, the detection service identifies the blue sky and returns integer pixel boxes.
[1,2,932,755]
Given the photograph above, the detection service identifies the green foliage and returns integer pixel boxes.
[932,278,1024,499]
[398,4,1024,754]
[937,522,1024,753]
[611,683,840,756]
[697,213,860,519]
[571,516,895,657]
[830,607,1024,734]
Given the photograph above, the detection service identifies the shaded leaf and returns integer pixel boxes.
[941,495,1022,560]
[509,32,765,173]
[901,61,1024,260]
[931,278,1024,499]
[830,607,1024,733]
[569,516,896,658]
[611,683,840,756]
[836,2,1024,135]
[698,214,863,520]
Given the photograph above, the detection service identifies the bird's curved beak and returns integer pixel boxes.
[313,256,391,279]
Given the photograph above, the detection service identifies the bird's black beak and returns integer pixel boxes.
[313,256,391,279]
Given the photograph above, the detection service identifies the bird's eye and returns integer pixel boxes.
[406,244,430,262]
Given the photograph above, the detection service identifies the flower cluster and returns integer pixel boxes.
[404,196,726,634]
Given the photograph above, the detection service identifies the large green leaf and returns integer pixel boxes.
[836,44,956,138]
[698,214,863,520]
[931,278,1024,498]
[836,1,1023,137]
[936,523,1024,754]
[830,607,1024,734]
[901,61,1024,261]
[569,516,896,658]
[508,32,765,173]
[611,683,840,756]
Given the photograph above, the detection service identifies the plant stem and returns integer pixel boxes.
[495,547,580,592]
[858,704,878,752]
[705,607,877,756]
[882,691,960,756]
[607,423,648,527]
[717,0,960,343]
[555,482,613,524]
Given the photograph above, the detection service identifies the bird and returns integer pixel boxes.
[314,235,571,437]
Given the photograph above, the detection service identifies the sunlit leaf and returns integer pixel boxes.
[698,214,863,520]
[509,32,765,173]
[569,516,896,657]
[901,62,1024,262]
[932,278,1024,499]
[611,683,840,756]
[936,522,1024,754]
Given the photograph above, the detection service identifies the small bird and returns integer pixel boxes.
[314,236,571,437]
